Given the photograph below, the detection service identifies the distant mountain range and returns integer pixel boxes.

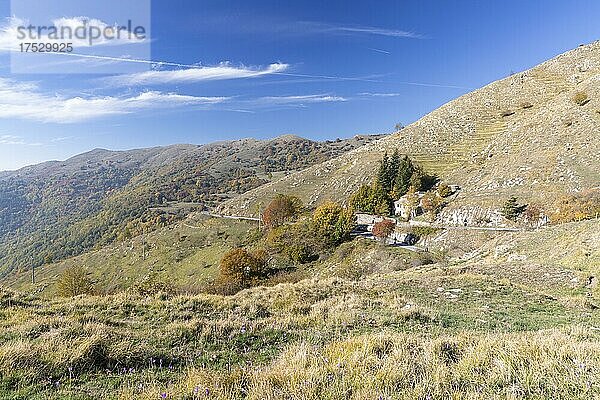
[0,134,385,276]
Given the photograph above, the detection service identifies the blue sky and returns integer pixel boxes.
[0,0,599,171]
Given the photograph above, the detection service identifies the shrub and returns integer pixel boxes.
[56,266,95,297]
[312,201,356,246]
[437,183,453,198]
[573,92,590,106]
[349,183,391,215]
[131,272,175,296]
[523,202,544,224]
[285,244,312,264]
[520,102,533,109]
[550,190,600,224]
[218,248,268,290]
[501,196,526,221]
[262,194,303,229]
[265,221,320,263]
[411,226,441,238]
[372,219,395,241]
[421,191,444,220]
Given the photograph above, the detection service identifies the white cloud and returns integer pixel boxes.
[331,26,421,38]
[108,62,289,86]
[359,92,401,97]
[367,47,391,55]
[49,136,74,142]
[0,134,42,146]
[300,22,423,39]
[0,78,228,123]
[256,94,347,105]
[0,16,146,52]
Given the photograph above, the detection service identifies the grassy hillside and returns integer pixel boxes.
[0,220,599,399]
[4,215,435,298]
[2,214,260,296]
[219,41,600,219]
[0,134,383,278]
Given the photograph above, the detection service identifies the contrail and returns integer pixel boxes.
[47,52,200,68]
[396,81,470,89]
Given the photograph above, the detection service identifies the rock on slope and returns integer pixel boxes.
[220,42,600,219]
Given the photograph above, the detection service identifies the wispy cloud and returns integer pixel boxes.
[367,47,391,55]
[49,136,75,142]
[0,78,228,123]
[330,26,421,38]
[0,135,42,146]
[42,52,380,84]
[359,92,401,97]
[300,22,423,39]
[107,62,289,86]
[396,81,469,89]
[255,94,347,106]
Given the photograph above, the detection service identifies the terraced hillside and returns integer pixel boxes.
[220,42,600,220]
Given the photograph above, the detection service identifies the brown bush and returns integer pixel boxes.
[523,202,543,224]
[372,219,395,241]
[218,248,268,290]
[550,190,600,224]
[262,194,303,229]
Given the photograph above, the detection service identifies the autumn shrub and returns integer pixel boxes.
[56,266,95,297]
[372,219,395,241]
[312,201,356,246]
[217,248,269,292]
[262,194,303,229]
[265,221,320,263]
[421,191,444,220]
[436,183,453,198]
[523,202,545,225]
[550,190,600,224]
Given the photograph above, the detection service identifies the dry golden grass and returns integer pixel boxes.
[1,250,599,399]
[125,328,600,399]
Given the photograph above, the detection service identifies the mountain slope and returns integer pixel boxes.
[219,42,600,219]
[0,134,384,276]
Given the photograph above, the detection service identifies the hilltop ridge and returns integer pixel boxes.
[219,41,600,222]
